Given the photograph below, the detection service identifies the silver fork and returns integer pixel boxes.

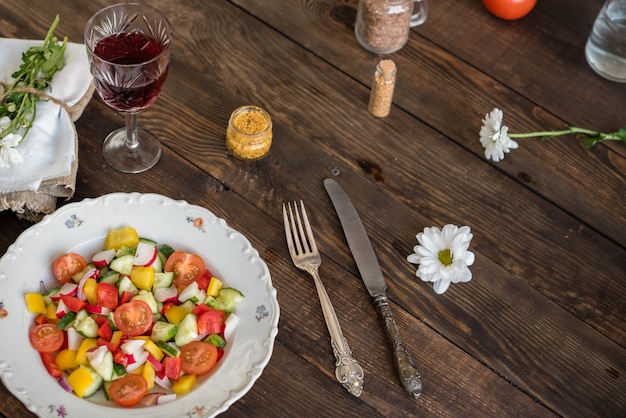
[283,201,364,397]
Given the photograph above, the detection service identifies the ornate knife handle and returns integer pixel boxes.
[373,294,422,399]
[309,267,364,397]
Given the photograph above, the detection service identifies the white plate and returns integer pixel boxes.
[0,193,279,417]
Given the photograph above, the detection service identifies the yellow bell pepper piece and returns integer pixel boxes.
[172,374,196,395]
[142,361,155,390]
[45,303,58,320]
[207,277,223,297]
[131,364,144,374]
[142,339,164,361]
[75,338,98,366]
[82,278,98,306]
[67,366,95,398]
[164,304,188,324]
[55,349,79,371]
[25,293,45,314]
[105,226,139,251]
[110,330,124,348]
[130,266,154,291]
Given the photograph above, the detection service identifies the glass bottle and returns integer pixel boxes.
[225,106,273,160]
[585,0,626,82]
[355,0,428,54]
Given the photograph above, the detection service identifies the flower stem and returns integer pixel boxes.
[509,127,625,142]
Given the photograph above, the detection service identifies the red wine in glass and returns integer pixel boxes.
[93,32,168,113]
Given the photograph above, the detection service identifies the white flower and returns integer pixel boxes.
[479,108,518,162]
[0,116,10,130]
[0,133,24,168]
[407,224,475,294]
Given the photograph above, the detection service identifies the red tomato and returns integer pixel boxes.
[40,352,63,378]
[180,341,218,375]
[113,300,153,336]
[482,0,536,20]
[52,253,87,283]
[97,282,119,310]
[164,251,206,289]
[29,323,64,353]
[197,310,223,335]
[164,356,182,380]
[108,374,148,407]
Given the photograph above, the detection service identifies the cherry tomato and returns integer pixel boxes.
[196,309,223,335]
[164,251,206,289]
[482,0,536,20]
[113,300,153,336]
[108,374,148,407]
[52,253,87,283]
[29,323,64,353]
[180,341,218,375]
[97,282,119,310]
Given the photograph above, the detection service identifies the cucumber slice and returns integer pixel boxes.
[158,244,176,260]
[56,311,77,330]
[214,288,245,312]
[76,315,99,338]
[156,340,181,358]
[98,270,120,285]
[151,321,178,342]
[117,275,138,296]
[78,366,104,398]
[153,272,174,289]
[43,287,61,306]
[132,291,158,314]
[109,254,135,275]
[87,346,114,381]
[174,313,198,347]
[138,237,158,245]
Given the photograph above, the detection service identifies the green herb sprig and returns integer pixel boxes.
[0,15,67,143]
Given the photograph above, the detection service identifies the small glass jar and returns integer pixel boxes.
[225,105,273,160]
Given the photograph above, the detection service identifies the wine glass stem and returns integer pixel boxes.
[125,112,140,151]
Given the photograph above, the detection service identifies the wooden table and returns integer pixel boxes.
[1,0,624,417]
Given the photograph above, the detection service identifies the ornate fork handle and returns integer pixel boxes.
[307,266,364,397]
[373,294,422,399]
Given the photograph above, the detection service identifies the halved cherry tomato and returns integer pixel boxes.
[29,323,64,353]
[180,341,218,375]
[164,251,206,289]
[108,373,148,407]
[97,282,119,310]
[197,309,223,335]
[482,0,536,20]
[52,253,87,283]
[113,300,153,336]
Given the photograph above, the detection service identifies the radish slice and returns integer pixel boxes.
[224,313,239,341]
[86,305,111,315]
[154,374,172,390]
[55,300,68,318]
[146,354,164,372]
[138,392,168,406]
[134,242,157,266]
[66,327,83,351]
[59,282,78,296]
[153,286,178,303]
[92,249,116,267]
[126,350,149,373]
[77,268,97,301]
[157,393,177,404]
[121,339,146,355]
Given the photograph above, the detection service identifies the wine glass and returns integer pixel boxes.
[84,3,172,173]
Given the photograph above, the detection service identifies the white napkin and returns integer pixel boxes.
[0,38,92,193]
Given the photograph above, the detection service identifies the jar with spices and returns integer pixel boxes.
[355,0,428,54]
[369,59,397,117]
[225,105,273,160]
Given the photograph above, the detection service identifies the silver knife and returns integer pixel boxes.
[324,178,423,399]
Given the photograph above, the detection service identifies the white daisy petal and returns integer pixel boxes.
[407,224,475,294]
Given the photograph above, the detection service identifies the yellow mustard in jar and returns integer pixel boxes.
[225,105,273,160]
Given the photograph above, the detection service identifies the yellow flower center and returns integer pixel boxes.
[438,249,453,266]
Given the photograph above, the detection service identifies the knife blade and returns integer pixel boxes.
[324,178,422,399]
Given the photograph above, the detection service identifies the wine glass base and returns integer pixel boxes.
[102,127,162,173]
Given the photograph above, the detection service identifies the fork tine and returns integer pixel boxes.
[293,201,310,254]
[282,203,296,256]
[299,201,318,254]
[288,202,305,255]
